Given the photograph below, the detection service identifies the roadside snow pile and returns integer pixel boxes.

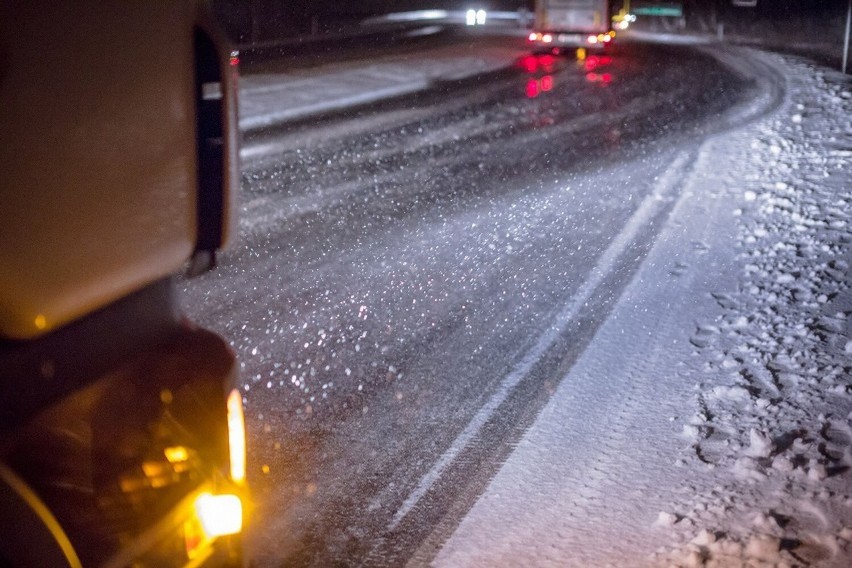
[655,56,852,567]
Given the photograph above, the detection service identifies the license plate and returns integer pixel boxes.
[557,34,581,43]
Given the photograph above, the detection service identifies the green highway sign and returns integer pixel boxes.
[633,5,683,17]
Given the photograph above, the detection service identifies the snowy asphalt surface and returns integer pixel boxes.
[181,30,851,566]
[432,49,852,568]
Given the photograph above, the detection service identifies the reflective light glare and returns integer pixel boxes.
[164,446,190,464]
[383,10,448,21]
[227,389,247,483]
[586,72,613,85]
[184,516,204,560]
[584,55,613,72]
[195,493,243,537]
[520,55,539,72]
[520,54,557,73]
[142,460,169,479]
[525,75,555,98]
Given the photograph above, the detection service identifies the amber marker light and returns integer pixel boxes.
[194,493,243,538]
[227,388,247,484]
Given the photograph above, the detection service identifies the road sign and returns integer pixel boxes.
[632,3,683,17]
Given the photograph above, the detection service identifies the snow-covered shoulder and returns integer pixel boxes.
[655,51,852,568]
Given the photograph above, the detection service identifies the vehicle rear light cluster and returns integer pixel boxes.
[587,31,616,45]
[528,32,553,44]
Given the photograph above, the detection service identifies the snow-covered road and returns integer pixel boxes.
[430,50,852,568]
[184,32,851,567]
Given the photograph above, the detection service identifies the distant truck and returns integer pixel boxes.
[528,0,616,53]
[1,1,247,566]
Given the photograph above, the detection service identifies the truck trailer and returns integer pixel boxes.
[528,0,617,53]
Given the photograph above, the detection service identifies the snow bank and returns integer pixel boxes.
[657,53,852,568]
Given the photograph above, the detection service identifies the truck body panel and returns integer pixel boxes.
[1,1,247,566]
[0,1,239,340]
[537,0,610,33]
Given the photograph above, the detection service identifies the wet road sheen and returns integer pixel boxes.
[182,36,756,566]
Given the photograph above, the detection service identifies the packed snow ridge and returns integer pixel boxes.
[654,57,851,567]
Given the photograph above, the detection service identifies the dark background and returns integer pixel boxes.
[210,1,847,45]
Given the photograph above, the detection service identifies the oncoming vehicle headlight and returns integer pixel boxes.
[227,388,246,484]
[466,8,486,26]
